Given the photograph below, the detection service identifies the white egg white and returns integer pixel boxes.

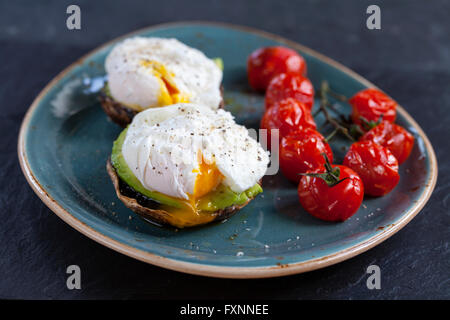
[105,37,223,110]
[122,103,269,200]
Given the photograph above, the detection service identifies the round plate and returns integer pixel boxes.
[18,22,437,278]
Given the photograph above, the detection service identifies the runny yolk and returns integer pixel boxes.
[192,157,223,199]
[140,60,190,107]
[159,154,223,228]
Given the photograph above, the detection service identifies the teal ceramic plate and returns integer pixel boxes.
[18,22,437,278]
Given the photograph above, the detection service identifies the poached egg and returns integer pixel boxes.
[122,103,269,203]
[105,37,223,111]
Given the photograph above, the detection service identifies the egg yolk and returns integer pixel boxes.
[140,60,190,107]
[159,154,223,228]
[192,157,223,199]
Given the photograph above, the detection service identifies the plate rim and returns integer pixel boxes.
[17,21,438,279]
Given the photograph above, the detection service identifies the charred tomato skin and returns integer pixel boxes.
[280,128,333,183]
[260,98,316,150]
[298,165,364,222]
[360,120,414,165]
[350,88,397,126]
[247,46,307,91]
[343,141,400,196]
[265,73,315,111]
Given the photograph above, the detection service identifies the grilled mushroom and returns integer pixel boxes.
[107,159,257,228]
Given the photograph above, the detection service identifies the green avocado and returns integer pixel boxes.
[212,57,224,70]
[103,82,112,97]
[111,128,262,212]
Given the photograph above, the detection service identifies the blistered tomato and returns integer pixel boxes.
[247,46,307,91]
[360,121,414,165]
[265,73,315,111]
[349,88,397,126]
[298,164,364,222]
[343,141,400,196]
[260,98,316,150]
[280,129,333,183]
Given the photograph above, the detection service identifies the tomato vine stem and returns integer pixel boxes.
[317,81,355,142]
[299,153,349,187]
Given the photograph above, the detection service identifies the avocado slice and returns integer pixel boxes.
[110,128,263,212]
[212,57,224,70]
[103,82,112,97]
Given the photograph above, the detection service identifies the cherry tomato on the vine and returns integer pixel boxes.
[349,88,397,126]
[247,46,307,91]
[360,120,414,165]
[265,73,315,111]
[343,141,400,196]
[260,98,316,150]
[280,128,333,183]
[298,164,364,222]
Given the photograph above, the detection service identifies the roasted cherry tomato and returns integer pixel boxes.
[280,128,333,183]
[298,164,364,222]
[260,98,316,150]
[247,46,307,91]
[360,120,414,164]
[349,88,397,126]
[265,73,315,111]
[343,141,400,196]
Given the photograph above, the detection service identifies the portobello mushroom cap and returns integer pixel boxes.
[106,158,257,228]
[100,85,225,128]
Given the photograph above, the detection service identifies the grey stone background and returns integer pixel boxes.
[0,0,449,299]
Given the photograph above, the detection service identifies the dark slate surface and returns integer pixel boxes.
[1,0,449,299]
